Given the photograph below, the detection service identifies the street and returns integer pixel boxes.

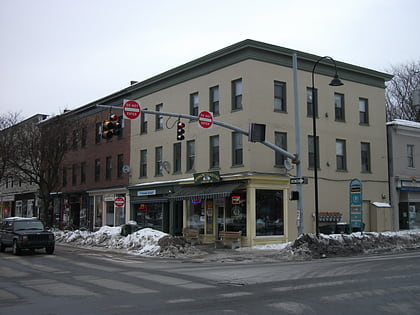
[1,245,420,315]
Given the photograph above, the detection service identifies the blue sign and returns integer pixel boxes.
[349,179,363,230]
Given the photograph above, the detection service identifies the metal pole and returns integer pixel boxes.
[293,53,304,235]
[311,68,320,238]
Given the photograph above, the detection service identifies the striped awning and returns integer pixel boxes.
[169,183,243,201]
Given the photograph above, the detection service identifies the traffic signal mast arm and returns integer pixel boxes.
[140,108,299,164]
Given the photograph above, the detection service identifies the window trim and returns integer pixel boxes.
[231,78,243,111]
[274,81,287,112]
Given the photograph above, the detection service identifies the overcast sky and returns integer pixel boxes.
[1,0,419,119]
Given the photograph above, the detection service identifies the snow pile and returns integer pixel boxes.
[286,231,420,259]
[55,226,168,256]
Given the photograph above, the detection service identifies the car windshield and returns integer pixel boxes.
[14,221,44,231]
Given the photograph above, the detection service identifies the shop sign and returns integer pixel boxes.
[349,178,363,229]
[137,190,156,196]
[192,199,202,204]
[231,196,241,204]
[194,171,220,184]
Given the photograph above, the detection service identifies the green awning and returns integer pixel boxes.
[169,182,243,201]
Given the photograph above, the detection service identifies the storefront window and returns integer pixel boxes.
[225,192,246,235]
[256,189,284,236]
[95,195,103,228]
[399,202,420,230]
[135,203,164,230]
[187,201,205,233]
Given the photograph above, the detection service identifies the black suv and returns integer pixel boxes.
[0,217,55,255]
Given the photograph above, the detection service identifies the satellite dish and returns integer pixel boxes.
[122,165,131,173]
[284,160,293,171]
[162,161,171,173]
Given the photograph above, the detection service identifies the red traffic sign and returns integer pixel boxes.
[114,197,125,207]
[123,100,141,120]
[198,111,213,129]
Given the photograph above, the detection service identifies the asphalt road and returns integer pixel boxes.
[1,245,420,315]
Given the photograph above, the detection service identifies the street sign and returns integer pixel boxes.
[114,197,125,207]
[290,177,308,184]
[349,178,363,230]
[123,100,141,120]
[198,110,213,129]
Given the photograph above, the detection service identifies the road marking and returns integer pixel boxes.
[219,291,253,298]
[166,298,196,304]
[74,275,157,294]
[23,279,97,297]
[0,289,19,301]
[0,266,30,278]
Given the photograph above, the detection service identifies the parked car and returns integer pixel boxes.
[0,217,55,255]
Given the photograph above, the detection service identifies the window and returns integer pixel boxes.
[359,98,369,124]
[72,130,78,150]
[106,156,112,180]
[140,110,148,134]
[72,164,77,185]
[81,127,87,148]
[334,93,345,121]
[155,147,163,176]
[210,135,220,169]
[256,189,284,236]
[308,135,319,169]
[232,132,243,166]
[155,104,163,130]
[173,143,182,173]
[94,159,100,181]
[274,81,286,112]
[186,140,195,171]
[232,79,243,110]
[336,139,347,171]
[95,122,102,144]
[190,92,199,116]
[275,132,287,167]
[117,154,124,178]
[407,144,415,168]
[140,150,147,177]
[210,86,220,116]
[307,87,318,117]
[80,162,86,184]
[361,142,371,173]
[62,167,67,187]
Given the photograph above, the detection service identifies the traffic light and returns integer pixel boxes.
[176,121,185,140]
[110,114,122,136]
[102,119,114,139]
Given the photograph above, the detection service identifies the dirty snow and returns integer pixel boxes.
[54,227,420,262]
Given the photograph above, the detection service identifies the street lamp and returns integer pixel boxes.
[311,56,344,237]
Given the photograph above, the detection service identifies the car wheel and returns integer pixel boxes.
[46,246,54,255]
[0,242,6,252]
[12,240,21,255]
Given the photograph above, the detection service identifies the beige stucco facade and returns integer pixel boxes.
[124,40,391,245]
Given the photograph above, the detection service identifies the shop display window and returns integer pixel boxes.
[399,202,420,230]
[135,203,164,231]
[256,189,284,236]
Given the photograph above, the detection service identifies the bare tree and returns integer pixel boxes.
[386,61,420,121]
[9,114,71,225]
[0,112,22,182]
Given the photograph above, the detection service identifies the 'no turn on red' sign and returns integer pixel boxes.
[198,111,213,129]
[123,100,141,120]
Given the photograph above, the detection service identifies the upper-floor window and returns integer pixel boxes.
[308,135,319,169]
[186,140,195,172]
[334,93,345,121]
[361,142,371,173]
[72,130,78,150]
[407,144,415,168]
[140,110,148,134]
[155,104,163,130]
[155,147,163,176]
[190,92,199,116]
[274,81,286,112]
[95,122,102,144]
[117,154,124,178]
[140,150,147,177]
[80,162,86,184]
[275,132,287,167]
[210,86,220,116]
[81,127,87,148]
[210,135,220,169]
[106,156,112,180]
[72,164,77,185]
[94,159,100,182]
[232,132,243,166]
[173,143,182,173]
[359,98,369,124]
[307,87,318,117]
[336,139,347,171]
[231,79,243,110]
[62,167,67,187]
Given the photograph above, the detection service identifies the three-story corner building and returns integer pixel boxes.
[119,39,392,246]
